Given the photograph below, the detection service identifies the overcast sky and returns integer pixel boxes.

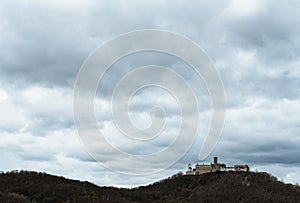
[0,0,300,187]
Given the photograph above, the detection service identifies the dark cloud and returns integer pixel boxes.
[225,1,300,63]
[0,1,98,87]
[216,137,300,164]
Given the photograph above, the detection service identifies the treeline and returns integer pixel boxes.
[0,170,299,202]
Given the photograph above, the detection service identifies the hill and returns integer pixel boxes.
[0,170,299,202]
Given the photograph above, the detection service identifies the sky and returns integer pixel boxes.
[0,0,300,187]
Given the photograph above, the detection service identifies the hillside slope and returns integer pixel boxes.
[0,170,299,202]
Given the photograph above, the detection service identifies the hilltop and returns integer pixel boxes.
[0,170,299,202]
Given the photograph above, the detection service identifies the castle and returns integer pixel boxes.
[186,157,249,175]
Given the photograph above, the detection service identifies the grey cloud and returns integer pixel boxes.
[0,1,98,87]
[20,152,55,162]
[26,114,74,136]
[0,0,299,90]
[225,1,300,63]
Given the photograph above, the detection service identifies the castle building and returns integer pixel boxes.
[186,157,249,175]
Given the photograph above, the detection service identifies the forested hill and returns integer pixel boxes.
[0,170,299,203]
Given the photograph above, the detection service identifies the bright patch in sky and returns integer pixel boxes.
[0,89,8,101]
[229,0,262,16]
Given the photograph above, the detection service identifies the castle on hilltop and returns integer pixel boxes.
[186,157,249,175]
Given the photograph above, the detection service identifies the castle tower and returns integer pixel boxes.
[213,157,218,166]
[188,163,192,171]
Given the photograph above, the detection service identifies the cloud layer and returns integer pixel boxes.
[0,0,300,186]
